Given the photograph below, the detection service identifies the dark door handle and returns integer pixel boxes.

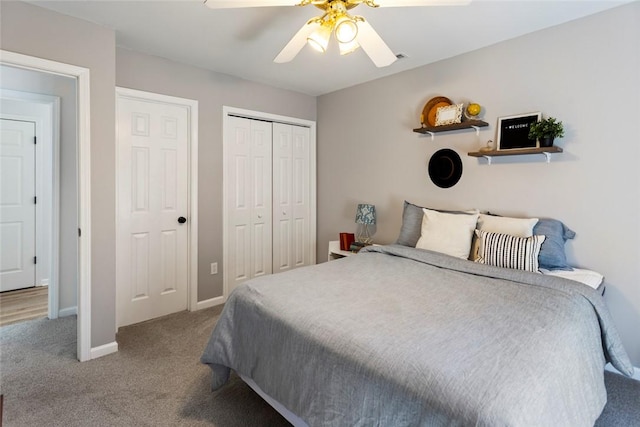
[178,216,187,224]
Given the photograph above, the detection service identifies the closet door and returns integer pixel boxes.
[226,116,272,295]
[273,123,310,273]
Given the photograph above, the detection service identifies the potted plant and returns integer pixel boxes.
[528,117,565,147]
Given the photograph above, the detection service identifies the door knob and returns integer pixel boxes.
[177,216,187,224]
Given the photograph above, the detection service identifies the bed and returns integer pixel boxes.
[202,245,632,426]
[201,243,633,426]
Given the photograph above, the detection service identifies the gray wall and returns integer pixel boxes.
[0,65,78,312]
[116,48,317,300]
[317,2,640,366]
[1,1,117,347]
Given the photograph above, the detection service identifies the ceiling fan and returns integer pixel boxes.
[205,0,471,67]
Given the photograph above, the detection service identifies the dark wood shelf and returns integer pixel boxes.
[413,119,489,134]
[468,146,563,164]
[468,146,563,157]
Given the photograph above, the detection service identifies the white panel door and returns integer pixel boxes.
[117,97,189,327]
[226,116,272,295]
[273,123,310,273]
[0,119,36,292]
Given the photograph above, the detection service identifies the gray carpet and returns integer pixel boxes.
[1,307,638,426]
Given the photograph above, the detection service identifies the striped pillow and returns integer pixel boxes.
[475,230,546,272]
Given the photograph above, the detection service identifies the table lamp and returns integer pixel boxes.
[355,203,376,244]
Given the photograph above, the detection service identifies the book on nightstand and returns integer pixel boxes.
[339,233,355,251]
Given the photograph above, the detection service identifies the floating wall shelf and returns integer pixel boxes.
[413,120,489,140]
[467,146,563,164]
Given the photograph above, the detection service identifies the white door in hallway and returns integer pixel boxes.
[0,119,36,292]
[116,95,189,327]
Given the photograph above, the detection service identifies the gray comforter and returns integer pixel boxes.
[201,245,633,426]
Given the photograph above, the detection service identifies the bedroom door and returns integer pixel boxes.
[0,119,36,292]
[116,93,190,327]
[272,123,311,273]
[226,116,273,295]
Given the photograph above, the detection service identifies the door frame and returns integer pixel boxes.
[115,87,199,326]
[0,49,92,361]
[222,106,317,301]
[0,89,61,318]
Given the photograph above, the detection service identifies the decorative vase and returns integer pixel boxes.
[539,137,554,147]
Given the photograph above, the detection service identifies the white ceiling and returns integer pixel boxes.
[29,0,629,96]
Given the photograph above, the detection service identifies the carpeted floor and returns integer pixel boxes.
[0,307,638,426]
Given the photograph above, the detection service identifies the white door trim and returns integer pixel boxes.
[0,49,92,361]
[222,106,317,301]
[115,87,199,320]
[0,89,60,318]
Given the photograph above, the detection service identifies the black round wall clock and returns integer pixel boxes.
[428,149,463,188]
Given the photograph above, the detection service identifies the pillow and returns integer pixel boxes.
[396,201,477,247]
[471,214,539,261]
[533,218,576,271]
[415,208,479,259]
[477,213,539,236]
[475,230,546,272]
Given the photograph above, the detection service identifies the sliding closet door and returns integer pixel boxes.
[226,116,272,295]
[273,123,310,273]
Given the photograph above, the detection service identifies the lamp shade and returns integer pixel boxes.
[307,24,331,53]
[355,204,376,225]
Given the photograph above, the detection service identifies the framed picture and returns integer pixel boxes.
[435,103,463,126]
[496,112,541,150]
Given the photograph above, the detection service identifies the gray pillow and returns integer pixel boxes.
[533,218,576,271]
[396,201,476,247]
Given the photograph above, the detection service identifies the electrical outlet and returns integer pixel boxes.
[210,262,218,275]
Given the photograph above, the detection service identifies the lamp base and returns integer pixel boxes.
[356,224,374,245]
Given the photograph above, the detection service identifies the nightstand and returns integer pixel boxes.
[328,240,356,261]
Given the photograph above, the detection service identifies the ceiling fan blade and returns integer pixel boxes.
[205,0,297,9]
[372,0,471,6]
[355,20,397,67]
[274,21,320,63]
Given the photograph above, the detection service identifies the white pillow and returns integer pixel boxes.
[416,208,479,259]
[475,230,545,272]
[477,214,538,237]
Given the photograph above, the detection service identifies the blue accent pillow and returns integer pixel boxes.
[534,218,576,271]
[396,201,425,247]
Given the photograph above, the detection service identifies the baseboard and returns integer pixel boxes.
[58,306,77,317]
[90,341,118,360]
[195,296,225,311]
[605,363,640,381]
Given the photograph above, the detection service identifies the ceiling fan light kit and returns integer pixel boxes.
[205,0,472,67]
[307,23,333,52]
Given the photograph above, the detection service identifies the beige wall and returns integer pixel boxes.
[1,1,117,347]
[317,2,640,366]
[116,47,317,300]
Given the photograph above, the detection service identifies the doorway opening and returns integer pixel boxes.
[0,50,92,361]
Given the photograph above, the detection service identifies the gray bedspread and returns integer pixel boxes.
[201,244,633,426]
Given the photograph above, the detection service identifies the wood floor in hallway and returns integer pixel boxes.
[0,286,47,327]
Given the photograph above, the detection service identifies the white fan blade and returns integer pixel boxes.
[205,0,297,9]
[355,20,397,67]
[274,21,320,63]
[372,0,471,6]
